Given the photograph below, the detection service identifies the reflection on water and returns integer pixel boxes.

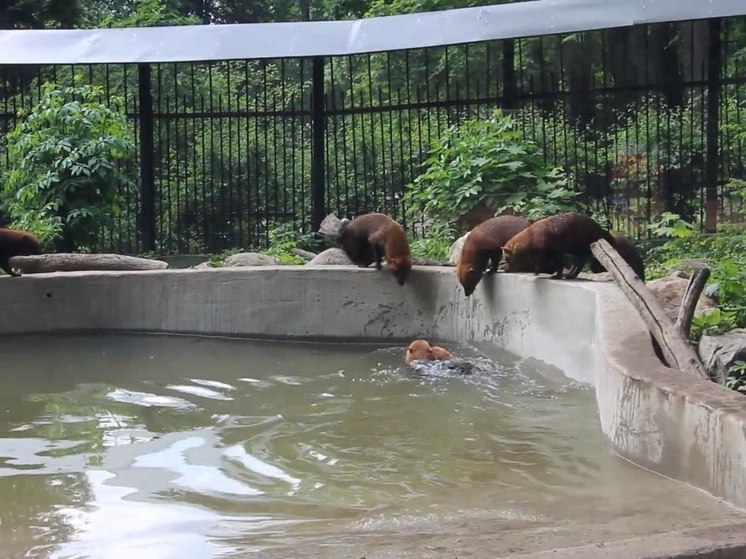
[0,333,740,559]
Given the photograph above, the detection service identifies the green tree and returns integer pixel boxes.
[3,82,137,252]
[0,0,80,29]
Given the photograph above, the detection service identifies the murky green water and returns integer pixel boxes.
[0,333,741,559]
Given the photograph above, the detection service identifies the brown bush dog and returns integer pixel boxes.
[589,233,646,281]
[338,213,413,286]
[430,345,452,360]
[500,212,615,280]
[405,339,452,365]
[456,215,530,296]
[0,228,41,277]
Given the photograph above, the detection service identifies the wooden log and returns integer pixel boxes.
[9,253,168,274]
[674,268,711,339]
[590,239,709,380]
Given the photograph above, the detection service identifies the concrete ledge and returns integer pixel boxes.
[2,265,746,558]
[506,521,746,559]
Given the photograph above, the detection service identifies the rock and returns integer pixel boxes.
[318,213,348,243]
[191,261,214,269]
[290,248,317,261]
[448,233,470,266]
[672,258,709,277]
[223,252,281,267]
[307,248,354,265]
[699,329,746,383]
[646,273,717,322]
[9,253,168,274]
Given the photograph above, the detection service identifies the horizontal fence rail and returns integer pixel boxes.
[0,15,744,255]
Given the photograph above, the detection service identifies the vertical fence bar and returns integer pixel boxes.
[502,39,516,110]
[137,63,156,253]
[705,17,722,233]
[311,56,326,232]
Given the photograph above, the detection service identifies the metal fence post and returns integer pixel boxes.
[311,56,326,232]
[502,39,516,110]
[704,18,722,233]
[137,63,156,253]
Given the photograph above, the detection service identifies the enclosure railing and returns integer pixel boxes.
[0,0,745,254]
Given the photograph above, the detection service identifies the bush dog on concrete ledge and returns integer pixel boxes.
[500,212,616,280]
[338,212,413,286]
[0,228,41,277]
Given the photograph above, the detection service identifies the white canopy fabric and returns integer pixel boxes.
[0,0,742,65]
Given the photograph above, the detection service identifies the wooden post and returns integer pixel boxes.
[590,239,709,380]
[674,268,711,339]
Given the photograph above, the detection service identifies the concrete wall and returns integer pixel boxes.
[3,265,746,513]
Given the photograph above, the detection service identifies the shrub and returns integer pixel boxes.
[409,219,455,261]
[404,109,583,233]
[725,361,746,393]
[645,213,746,331]
[2,81,136,252]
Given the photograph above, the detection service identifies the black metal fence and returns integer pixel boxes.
[1,16,745,255]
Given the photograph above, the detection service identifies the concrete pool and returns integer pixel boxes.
[1,265,746,558]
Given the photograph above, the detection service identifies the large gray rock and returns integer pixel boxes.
[448,233,470,266]
[699,329,746,384]
[307,248,354,266]
[646,273,716,323]
[223,252,281,267]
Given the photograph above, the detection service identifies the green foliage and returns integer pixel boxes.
[409,220,455,261]
[645,213,746,332]
[2,81,136,252]
[646,212,696,239]
[265,221,317,265]
[725,361,746,393]
[100,0,199,27]
[707,259,746,327]
[690,309,738,342]
[405,109,582,232]
[0,0,80,29]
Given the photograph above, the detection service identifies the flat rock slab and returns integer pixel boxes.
[223,252,281,267]
[9,253,168,274]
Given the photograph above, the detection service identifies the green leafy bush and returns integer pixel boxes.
[690,309,738,342]
[265,221,318,265]
[725,361,746,393]
[405,109,583,232]
[646,212,696,240]
[645,213,746,332]
[409,219,455,261]
[2,81,136,252]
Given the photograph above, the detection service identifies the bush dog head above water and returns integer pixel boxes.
[405,339,452,365]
